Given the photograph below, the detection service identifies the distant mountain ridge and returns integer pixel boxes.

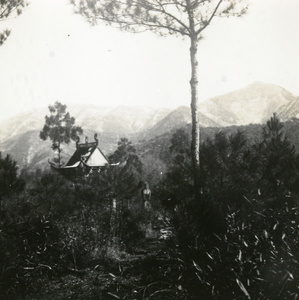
[137,106,220,140]
[200,82,299,126]
[0,105,171,143]
[0,82,298,171]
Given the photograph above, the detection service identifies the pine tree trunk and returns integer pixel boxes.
[190,35,200,192]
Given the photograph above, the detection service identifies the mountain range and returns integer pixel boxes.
[200,82,299,126]
[0,82,298,171]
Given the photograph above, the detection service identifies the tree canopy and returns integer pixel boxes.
[71,0,246,38]
[101,138,143,198]
[257,113,299,195]
[40,102,83,167]
[0,0,28,46]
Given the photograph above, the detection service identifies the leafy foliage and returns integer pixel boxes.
[0,170,115,297]
[171,196,299,299]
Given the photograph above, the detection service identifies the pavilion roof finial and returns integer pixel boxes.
[76,136,80,149]
[94,133,98,146]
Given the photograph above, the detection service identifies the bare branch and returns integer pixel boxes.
[154,0,191,35]
[196,0,223,36]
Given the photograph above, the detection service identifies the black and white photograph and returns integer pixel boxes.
[0,0,299,298]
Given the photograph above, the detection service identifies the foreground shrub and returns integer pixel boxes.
[171,195,299,299]
[0,196,62,297]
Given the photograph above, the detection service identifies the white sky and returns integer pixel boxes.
[0,0,299,121]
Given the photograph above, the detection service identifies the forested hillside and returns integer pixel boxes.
[138,119,299,182]
[0,114,299,299]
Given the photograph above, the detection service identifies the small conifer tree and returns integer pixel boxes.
[40,102,83,167]
[0,152,24,206]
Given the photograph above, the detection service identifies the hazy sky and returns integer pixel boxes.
[0,0,299,121]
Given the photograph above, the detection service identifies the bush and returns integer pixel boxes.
[0,195,62,297]
[167,194,299,299]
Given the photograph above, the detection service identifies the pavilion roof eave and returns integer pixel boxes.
[48,160,82,170]
[81,160,109,168]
